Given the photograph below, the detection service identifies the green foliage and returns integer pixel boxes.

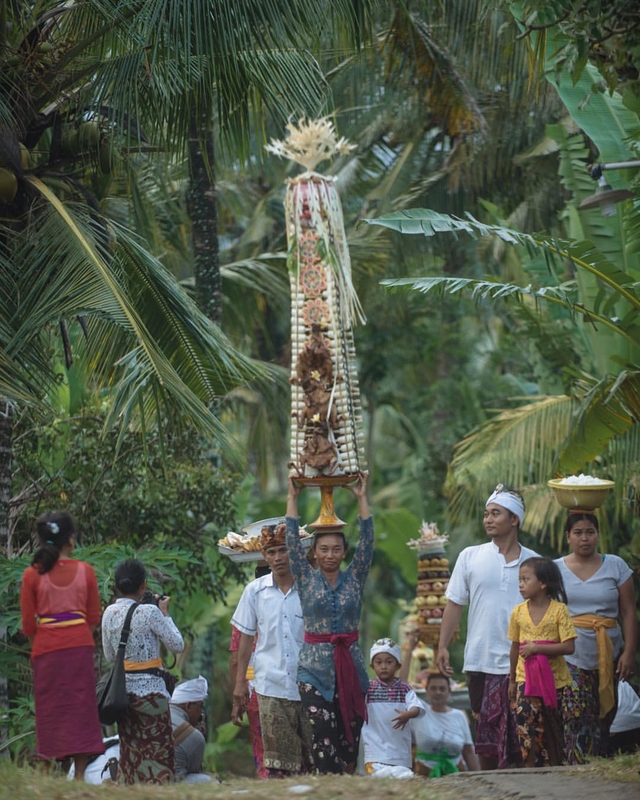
[2,398,249,767]
[11,402,240,559]
[0,696,35,763]
[365,205,640,546]
[509,1,640,93]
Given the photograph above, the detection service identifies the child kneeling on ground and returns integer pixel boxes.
[361,638,424,778]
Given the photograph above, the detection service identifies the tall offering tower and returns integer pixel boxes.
[267,119,366,527]
[408,523,456,647]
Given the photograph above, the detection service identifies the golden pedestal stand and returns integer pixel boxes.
[294,474,358,532]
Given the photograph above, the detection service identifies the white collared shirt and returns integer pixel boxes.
[445,540,538,674]
[231,573,304,700]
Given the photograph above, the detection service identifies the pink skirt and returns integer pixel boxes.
[33,646,104,760]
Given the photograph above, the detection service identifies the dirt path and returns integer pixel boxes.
[436,767,640,799]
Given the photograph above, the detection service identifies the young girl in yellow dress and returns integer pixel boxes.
[508,557,577,766]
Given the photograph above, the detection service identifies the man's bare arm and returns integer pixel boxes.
[436,600,464,676]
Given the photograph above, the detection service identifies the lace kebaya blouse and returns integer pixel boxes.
[102,598,184,698]
[286,515,373,701]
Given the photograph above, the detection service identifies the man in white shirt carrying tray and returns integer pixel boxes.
[436,484,538,770]
[232,522,312,777]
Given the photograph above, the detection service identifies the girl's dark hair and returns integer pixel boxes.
[312,531,348,551]
[521,557,567,604]
[32,511,77,574]
[564,512,599,535]
[114,558,147,596]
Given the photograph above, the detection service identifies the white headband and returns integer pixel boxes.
[486,485,525,524]
[370,638,402,664]
[171,675,208,704]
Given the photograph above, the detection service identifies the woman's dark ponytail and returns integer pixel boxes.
[33,511,77,574]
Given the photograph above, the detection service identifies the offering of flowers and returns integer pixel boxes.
[557,474,610,485]
[407,521,450,553]
[548,475,614,510]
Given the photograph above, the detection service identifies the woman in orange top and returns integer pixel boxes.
[20,511,104,779]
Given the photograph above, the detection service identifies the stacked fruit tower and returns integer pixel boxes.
[409,523,454,647]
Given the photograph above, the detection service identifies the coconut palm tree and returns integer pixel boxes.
[0,0,390,541]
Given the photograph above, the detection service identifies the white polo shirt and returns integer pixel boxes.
[445,540,538,674]
[231,573,304,701]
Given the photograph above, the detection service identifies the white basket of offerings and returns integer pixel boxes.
[548,475,614,510]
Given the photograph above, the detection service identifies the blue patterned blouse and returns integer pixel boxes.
[286,515,374,701]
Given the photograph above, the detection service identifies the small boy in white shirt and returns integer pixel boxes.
[361,638,424,778]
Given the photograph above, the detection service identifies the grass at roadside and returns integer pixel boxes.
[0,763,459,800]
[1,753,638,799]
[576,753,640,784]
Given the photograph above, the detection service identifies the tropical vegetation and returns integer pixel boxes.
[1,0,639,770]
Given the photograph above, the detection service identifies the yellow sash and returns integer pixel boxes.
[571,614,617,718]
[124,657,163,671]
[37,611,86,628]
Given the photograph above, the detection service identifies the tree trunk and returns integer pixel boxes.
[0,401,12,756]
[0,402,11,548]
[186,109,221,325]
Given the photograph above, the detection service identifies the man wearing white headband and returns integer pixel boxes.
[436,484,538,771]
[170,676,212,784]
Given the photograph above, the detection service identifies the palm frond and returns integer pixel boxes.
[6,181,263,459]
[367,209,640,348]
[382,8,486,139]
[445,395,573,526]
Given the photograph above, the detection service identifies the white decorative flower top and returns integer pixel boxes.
[407,521,449,551]
[266,117,355,172]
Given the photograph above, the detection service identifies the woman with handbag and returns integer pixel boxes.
[20,511,104,779]
[101,558,184,784]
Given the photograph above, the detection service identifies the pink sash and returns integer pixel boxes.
[522,640,558,708]
[304,630,366,743]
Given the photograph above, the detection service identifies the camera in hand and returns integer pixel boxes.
[140,589,167,606]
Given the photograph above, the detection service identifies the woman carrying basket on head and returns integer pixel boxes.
[555,510,638,763]
[285,471,373,774]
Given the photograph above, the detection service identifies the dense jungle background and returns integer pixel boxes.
[1,0,639,775]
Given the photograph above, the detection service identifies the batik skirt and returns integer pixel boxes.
[467,672,521,768]
[515,683,565,767]
[561,663,618,764]
[32,645,104,761]
[256,693,313,776]
[118,692,174,784]
[298,682,363,774]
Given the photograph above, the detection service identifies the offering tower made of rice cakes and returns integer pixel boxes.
[408,522,456,647]
[267,118,366,530]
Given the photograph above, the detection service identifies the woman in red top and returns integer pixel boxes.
[20,511,104,778]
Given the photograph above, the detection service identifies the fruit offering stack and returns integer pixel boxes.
[408,522,454,647]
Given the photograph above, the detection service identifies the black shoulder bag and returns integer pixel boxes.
[96,602,138,726]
